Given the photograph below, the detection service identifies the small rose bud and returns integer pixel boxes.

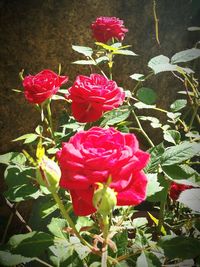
[36,156,61,192]
[93,184,117,216]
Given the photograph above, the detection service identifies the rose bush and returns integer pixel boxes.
[23,69,68,104]
[67,73,125,122]
[91,16,128,43]
[57,127,150,216]
[169,182,194,201]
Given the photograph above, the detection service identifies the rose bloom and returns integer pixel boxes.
[169,182,194,201]
[68,74,125,123]
[91,16,128,43]
[57,127,150,216]
[23,69,68,104]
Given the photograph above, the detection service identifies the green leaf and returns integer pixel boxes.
[4,166,41,202]
[136,87,157,105]
[47,218,67,239]
[147,174,170,203]
[8,231,55,257]
[130,73,145,81]
[162,164,200,186]
[95,42,118,51]
[148,55,177,74]
[72,45,93,57]
[163,130,181,145]
[178,188,200,212]
[69,237,90,260]
[100,106,131,126]
[145,143,165,172]
[134,102,156,109]
[170,99,187,112]
[35,125,43,135]
[171,48,200,63]
[167,112,181,122]
[113,49,137,56]
[161,142,199,166]
[136,251,161,267]
[146,173,163,197]
[39,200,58,218]
[95,56,109,64]
[12,133,38,144]
[113,231,128,256]
[75,217,94,232]
[158,235,200,259]
[0,152,26,166]
[49,238,87,267]
[139,116,161,128]
[132,218,148,228]
[0,250,32,266]
[72,60,95,65]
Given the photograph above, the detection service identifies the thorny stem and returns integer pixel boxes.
[132,110,155,148]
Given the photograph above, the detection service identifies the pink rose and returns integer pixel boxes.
[169,182,194,201]
[57,127,150,216]
[68,74,125,123]
[23,69,68,104]
[91,16,128,43]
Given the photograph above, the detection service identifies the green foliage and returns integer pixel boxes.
[136,251,161,267]
[100,105,131,126]
[178,188,200,212]
[136,87,157,105]
[161,142,199,166]
[171,48,200,63]
[0,251,32,266]
[4,166,42,202]
[7,231,55,257]
[170,99,187,112]
[72,45,93,57]
[158,236,200,260]
[0,152,26,166]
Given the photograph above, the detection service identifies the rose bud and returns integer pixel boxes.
[93,183,117,217]
[36,156,61,192]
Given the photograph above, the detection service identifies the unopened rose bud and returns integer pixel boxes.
[36,156,61,192]
[93,184,117,216]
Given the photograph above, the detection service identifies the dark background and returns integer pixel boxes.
[0,0,200,245]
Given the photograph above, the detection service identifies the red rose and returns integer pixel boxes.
[91,16,128,43]
[169,182,194,201]
[68,74,125,123]
[23,69,68,104]
[57,127,150,216]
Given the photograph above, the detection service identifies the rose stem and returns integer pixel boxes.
[131,110,155,148]
[46,100,55,140]
[101,215,109,267]
[51,191,94,251]
[157,179,171,234]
